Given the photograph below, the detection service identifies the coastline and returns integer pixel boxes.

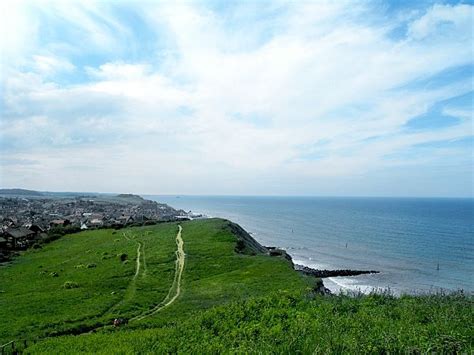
[293,263,380,295]
[175,212,386,295]
[188,212,383,295]
[151,195,474,295]
[229,221,380,295]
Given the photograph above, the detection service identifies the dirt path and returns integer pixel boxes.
[122,231,146,279]
[38,226,184,340]
[105,231,145,314]
[134,242,142,278]
[131,225,184,322]
[141,241,147,277]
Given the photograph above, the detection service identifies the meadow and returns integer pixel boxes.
[0,218,471,353]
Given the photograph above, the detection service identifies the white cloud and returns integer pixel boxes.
[86,62,151,80]
[408,4,474,40]
[0,1,473,196]
[32,54,75,76]
[0,0,38,72]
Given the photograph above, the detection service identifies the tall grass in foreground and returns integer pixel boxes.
[29,290,473,354]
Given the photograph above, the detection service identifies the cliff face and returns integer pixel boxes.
[225,221,268,255]
[225,221,295,265]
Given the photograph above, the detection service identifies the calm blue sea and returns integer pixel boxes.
[147,195,473,294]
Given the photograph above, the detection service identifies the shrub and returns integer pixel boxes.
[144,220,157,226]
[235,239,246,253]
[86,263,96,269]
[62,281,79,289]
[117,253,128,262]
[63,225,81,234]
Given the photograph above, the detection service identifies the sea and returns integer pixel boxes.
[147,195,473,295]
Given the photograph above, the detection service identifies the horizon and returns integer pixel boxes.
[1,0,473,197]
[1,187,473,199]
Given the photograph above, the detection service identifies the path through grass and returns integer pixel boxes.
[1,219,315,351]
[0,223,179,343]
[132,225,185,321]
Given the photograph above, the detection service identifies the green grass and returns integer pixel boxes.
[0,219,311,346]
[28,291,473,354]
[0,222,179,341]
[1,218,472,353]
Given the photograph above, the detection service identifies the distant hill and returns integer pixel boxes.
[116,193,144,200]
[0,188,43,196]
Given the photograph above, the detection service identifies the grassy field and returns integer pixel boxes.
[0,219,312,348]
[0,218,472,353]
[0,222,179,342]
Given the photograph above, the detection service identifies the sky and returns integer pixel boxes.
[0,0,473,197]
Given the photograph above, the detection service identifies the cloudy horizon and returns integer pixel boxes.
[1,0,473,197]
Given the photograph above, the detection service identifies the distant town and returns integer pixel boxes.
[0,189,191,261]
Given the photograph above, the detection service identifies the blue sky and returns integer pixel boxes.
[0,0,472,197]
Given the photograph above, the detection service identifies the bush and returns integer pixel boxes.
[144,220,157,226]
[44,232,63,243]
[86,263,96,269]
[117,253,128,262]
[62,281,79,289]
[235,239,246,253]
[63,225,81,234]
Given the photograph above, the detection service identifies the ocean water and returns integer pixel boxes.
[147,195,473,295]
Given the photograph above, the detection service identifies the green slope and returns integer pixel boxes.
[1,218,471,353]
[0,218,312,349]
[0,222,179,342]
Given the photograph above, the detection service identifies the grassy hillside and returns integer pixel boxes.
[0,218,471,353]
[0,219,311,348]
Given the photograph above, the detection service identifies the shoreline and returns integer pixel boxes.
[153,206,470,296]
[196,214,383,295]
[265,246,380,295]
[294,263,380,295]
[184,212,383,294]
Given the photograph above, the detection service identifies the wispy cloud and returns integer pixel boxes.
[0,0,472,196]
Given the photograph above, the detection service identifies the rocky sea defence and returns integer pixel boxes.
[293,264,379,278]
